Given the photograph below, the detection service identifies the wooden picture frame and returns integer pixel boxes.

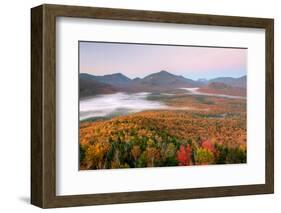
[31,4,274,208]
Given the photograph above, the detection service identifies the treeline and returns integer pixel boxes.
[80,129,246,170]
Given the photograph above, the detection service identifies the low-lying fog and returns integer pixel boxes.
[80,92,168,121]
[80,89,245,121]
[180,88,246,99]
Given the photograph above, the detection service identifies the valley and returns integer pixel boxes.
[79,71,247,170]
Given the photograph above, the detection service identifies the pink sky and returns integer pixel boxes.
[80,42,247,80]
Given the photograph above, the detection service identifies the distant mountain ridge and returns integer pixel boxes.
[209,76,246,88]
[199,82,246,97]
[131,70,198,91]
[80,73,131,87]
[80,70,246,98]
[79,76,118,97]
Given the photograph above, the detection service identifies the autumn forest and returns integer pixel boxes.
[79,42,247,170]
[79,72,247,170]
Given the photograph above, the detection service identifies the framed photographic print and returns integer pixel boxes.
[31,4,274,208]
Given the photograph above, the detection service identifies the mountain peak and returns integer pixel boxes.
[141,70,198,88]
[146,70,174,78]
[159,70,169,74]
[103,73,131,81]
[105,72,126,77]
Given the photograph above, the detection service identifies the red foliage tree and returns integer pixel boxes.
[201,140,215,152]
[177,144,192,166]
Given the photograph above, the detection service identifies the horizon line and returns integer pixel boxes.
[80,70,246,81]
